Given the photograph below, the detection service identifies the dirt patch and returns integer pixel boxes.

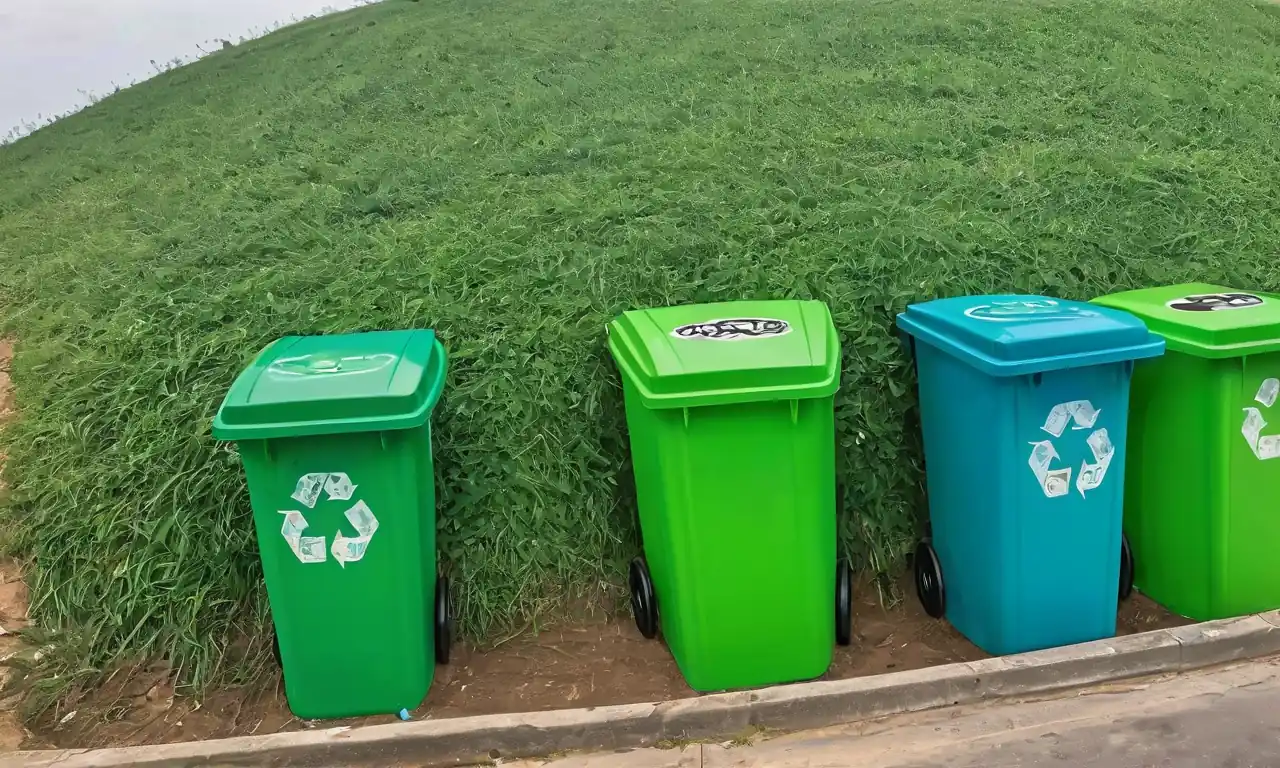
[1117,590,1190,635]
[21,575,1188,751]
[0,338,30,751]
[0,560,30,752]
[828,575,1185,680]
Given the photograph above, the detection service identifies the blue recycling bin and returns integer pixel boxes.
[897,295,1164,655]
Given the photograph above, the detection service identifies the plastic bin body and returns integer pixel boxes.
[609,301,839,691]
[213,329,447,719]
[898,296,1164,655]
[1094,284,1280,620]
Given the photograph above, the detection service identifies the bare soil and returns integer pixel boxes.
[18,576,1187,751]
[0,561,30,752]
[0,338,33,751]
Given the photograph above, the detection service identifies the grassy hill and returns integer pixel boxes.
[2,0,1280,694]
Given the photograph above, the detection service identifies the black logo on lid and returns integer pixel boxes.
[1167,293,1264,312]
[671,318,791,341]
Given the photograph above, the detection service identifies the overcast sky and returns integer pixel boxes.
[0,0,366,137]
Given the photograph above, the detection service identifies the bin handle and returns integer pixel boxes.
[423,340,449,413]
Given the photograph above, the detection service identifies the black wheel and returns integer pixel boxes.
[915,541,945,619]
[434,575,452,665]
[835,559,853,646]
[272,631,283,668]
[1119,534,1135,602]
[629,557,658,639]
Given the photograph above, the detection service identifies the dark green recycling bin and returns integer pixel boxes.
[213,329,452,719]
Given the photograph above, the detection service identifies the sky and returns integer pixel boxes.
[0,0,367,137]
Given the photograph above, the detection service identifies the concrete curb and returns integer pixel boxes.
[8,612,1280,768]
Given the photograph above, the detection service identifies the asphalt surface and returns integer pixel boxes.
[507,659,1280,767]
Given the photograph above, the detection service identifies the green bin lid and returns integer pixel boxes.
[212,329,447,440]
[1092,283,1280,358]
[607,300,840,409]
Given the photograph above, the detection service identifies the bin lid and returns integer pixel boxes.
[897,295,1164,377]
[1092,283,1280,358]
[607,300,840,409]
[212,329,447,440]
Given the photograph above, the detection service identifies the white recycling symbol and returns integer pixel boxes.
[1242,378,1280,461]
[1027,400,1115,499]
[279,472,379,568]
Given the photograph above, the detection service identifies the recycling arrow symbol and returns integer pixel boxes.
[1027,400,1115,499]
[1242,378,1280,461]
[278,472,380,567]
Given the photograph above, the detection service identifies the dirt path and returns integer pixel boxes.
[20,573,1185,750]
[0,563,29,751]
[0,339,31,750]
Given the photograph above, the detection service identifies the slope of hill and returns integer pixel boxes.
[1,0,1279,693]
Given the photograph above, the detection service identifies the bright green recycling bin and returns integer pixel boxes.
[608,300,850,692]
[1094,284,1280,621]
[212,329,450,719]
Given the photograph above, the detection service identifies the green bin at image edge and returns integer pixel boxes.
[1093,284,1280,621]
[608,300,847,692]
[212,329,449,719]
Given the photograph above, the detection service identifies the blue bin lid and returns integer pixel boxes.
[897,295,1165,376]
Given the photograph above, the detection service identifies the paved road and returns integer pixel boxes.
[508,660,1280,767]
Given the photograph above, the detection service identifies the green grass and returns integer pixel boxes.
[2,0,1280,699]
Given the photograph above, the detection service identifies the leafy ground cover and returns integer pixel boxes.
[1,0,1279,701]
